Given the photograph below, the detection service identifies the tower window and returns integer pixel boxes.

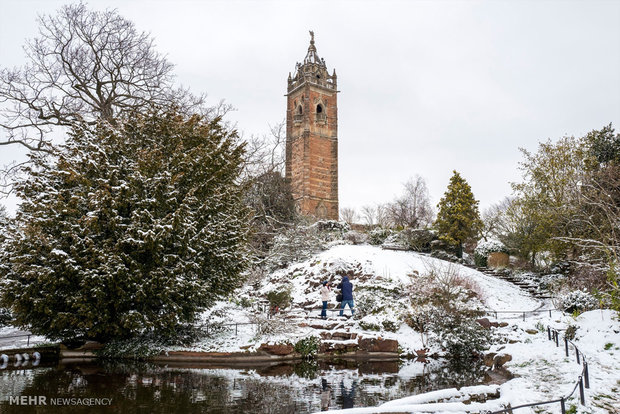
[316,104,323,113]
[297,105,303,114]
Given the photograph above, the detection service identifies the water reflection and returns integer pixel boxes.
[0,358,486,413]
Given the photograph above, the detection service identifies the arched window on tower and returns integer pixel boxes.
[316,104,326,122]
[294,104,303,123]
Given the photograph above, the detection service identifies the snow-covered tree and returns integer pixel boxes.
[434,171,482,258]
[0,110,249,342]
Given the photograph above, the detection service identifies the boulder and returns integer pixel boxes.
[358,337,398,353]
[258,343,294,356]
[493,353,512,368]
[488,252,509,268]
[476,318,492,329]
[499,322,509,327]
[525,329,538,335]
[483,352,497,367]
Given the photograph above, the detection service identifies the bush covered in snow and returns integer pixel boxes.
[0,308,11,327]
[556,289,599,314]
[405,264,489,359]
[266,225,324,270]
[474,239,508,267]
[344,230,367,245]
[0,111,250,342]
[368,227,392,245]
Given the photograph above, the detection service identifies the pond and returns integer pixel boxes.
[0,358,488,413]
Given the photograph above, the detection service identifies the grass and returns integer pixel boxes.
[604,342,614,350]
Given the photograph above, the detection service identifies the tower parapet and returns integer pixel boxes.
[287,31,337,94]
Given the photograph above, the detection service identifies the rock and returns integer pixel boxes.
[489,322,499,328]
[499,322,509,327]
[319,332,332,339]
[476,318,492,329]
[483,352,497,367]
[488,252,509,268]
[358,337,398,353]
[258,343,294,356]
[525,329,538,335]
[493,353,512,368]
[298,322,309,328]
[332,331,355,340]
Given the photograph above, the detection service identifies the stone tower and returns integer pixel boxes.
[285,31,339,220]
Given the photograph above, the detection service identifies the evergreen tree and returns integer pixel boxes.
[0,110,249,342]
[434,171,482,257]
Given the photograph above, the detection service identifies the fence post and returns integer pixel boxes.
[235,323,238,336]
[564,337,569,357]
[494,311,498,319]
[578,376,585,405]
[522,312,526,321]
[576,348,580,364]
[584,361,590,388]
[555,331,559,347]
[560,396,566,414]
[547,326,551,340]
[549,309,552,318]
[27,335,30,347]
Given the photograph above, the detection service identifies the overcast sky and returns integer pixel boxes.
[1,0,619,216]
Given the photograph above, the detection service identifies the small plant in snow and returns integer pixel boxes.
[555,289,598,314]
[266,288,292,310]
[368,227,392,245]
[294,336,320,359]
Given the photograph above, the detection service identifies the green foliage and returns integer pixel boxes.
[293,360,319,379]
[604,342,613,350]
[382,320,399,332]
[294,336,319,359]
[266,289,292,309]
[434,171,482,258]
[368,227,392,245]
[96,336,167,360]
[565,325,578,341]
[358,321,381,331]
[511,135,588,263]
[587,123,620,166]
[0,110,249,342]
[474,253,487,267]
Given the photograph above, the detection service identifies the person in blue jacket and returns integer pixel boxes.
[337,276,354,316]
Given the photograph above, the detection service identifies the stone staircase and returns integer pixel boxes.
[467,265,552,300]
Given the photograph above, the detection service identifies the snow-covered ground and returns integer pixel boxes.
[1,244,618,413]
[191,245,618,413]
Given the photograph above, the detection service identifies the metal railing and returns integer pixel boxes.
[486,326,590,414]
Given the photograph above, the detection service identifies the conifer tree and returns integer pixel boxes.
[0,110,249,342]
[434,171,483,257]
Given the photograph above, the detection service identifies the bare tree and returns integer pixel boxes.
[0,3,229,193]
[386,175,434,228]
[340,207,358,224]
[361,205,377,226]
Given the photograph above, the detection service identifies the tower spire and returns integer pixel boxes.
[304,30,322,65]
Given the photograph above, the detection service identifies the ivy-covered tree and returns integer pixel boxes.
[0,110,249,342]
[434,171,482,257]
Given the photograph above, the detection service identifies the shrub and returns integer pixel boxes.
[368,228,392,245]
[407,263,489,360]
[0,308,11,327]
[266,289,292,309]
[556,289,598,314]
[294,336,319,359]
